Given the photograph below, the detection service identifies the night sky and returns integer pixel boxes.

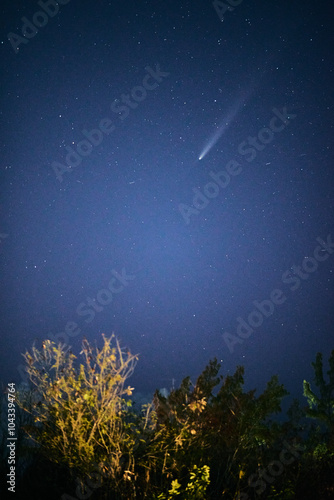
[1,0,333,404]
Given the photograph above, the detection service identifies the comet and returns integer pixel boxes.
[198,122,227,160]
[198,93,251,161]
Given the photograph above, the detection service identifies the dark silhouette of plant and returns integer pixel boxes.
[298,350,334,499]
[15,340,334,499]
[147,359,288,499]
[303,350,334,439]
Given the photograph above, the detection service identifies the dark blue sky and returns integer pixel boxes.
[1,0,333,402]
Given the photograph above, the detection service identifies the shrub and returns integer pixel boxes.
[18,334,138,494]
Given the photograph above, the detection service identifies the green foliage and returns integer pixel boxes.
[267,480,296,499]
[18,334,138,491]
[147,358,288,498]
[15,341,334,499]
[156,465,210,500]
[303,350,334,437]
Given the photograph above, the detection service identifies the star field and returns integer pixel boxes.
[0,0,333,400]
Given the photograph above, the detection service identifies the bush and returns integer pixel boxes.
[18,334,138,495]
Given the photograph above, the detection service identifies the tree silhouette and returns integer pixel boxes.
[303,350,334,442]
